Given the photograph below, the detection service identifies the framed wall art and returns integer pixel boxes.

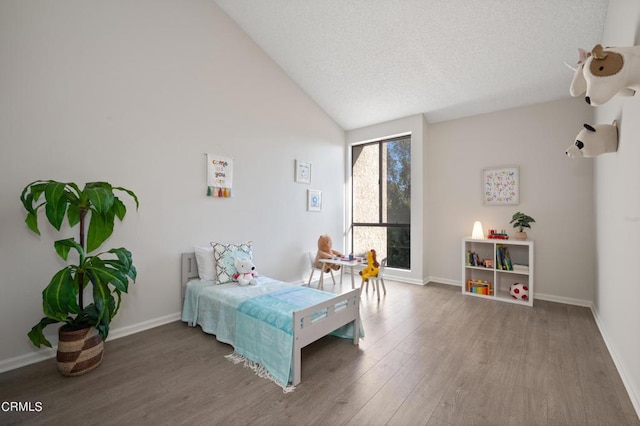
[206,153,233,198]
[295,160,311,184]
[307,189,322,212]
[483,166,519,205]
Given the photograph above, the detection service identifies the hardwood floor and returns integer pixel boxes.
[1,280,638,425]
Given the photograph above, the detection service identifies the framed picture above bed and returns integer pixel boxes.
[307,189,322,212]
[206,154,233,198]
[482,166,519,205]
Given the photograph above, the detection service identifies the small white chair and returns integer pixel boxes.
[363,258,387,301]
[307,251,336,289]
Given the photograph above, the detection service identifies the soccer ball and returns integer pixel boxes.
[509,282,529,300]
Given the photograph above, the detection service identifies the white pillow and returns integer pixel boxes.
[211,241,253,284]
[194,246,216,281]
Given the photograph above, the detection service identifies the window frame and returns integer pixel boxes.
[351,135,411,269]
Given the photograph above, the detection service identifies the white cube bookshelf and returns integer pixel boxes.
[462,237,534,306]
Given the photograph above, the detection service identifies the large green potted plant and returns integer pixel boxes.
[21,180,138,376]
[510,211,535,240]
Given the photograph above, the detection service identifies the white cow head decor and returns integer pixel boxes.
[570,44,640,105]
[566,121,618,158]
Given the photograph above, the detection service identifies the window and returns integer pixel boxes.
[351,135,411,269]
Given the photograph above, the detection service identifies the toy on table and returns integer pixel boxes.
[314,235,343,273]
[359,249,380,283]
[570,44,640,105]
[233,258,257,286]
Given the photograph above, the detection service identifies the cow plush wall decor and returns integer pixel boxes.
[570,44,640,105]
[566,121,618,158]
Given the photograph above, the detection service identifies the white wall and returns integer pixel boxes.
[592,0,640,415]
[346,114,428,285]
[0,0,344,370]
[427,98,596,305]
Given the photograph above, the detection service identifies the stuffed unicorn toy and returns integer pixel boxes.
[570,44,640,105]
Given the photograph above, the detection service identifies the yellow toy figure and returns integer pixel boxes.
[359,249,380,283]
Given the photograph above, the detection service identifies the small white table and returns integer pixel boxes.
[318,258,366,291]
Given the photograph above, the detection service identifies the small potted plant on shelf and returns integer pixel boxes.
[510,211,535,240]
[21,180,138,376]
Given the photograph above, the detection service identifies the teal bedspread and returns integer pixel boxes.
[182,276,292,345]
[234,286,358,387]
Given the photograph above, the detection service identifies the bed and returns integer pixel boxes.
[180,252,362,390]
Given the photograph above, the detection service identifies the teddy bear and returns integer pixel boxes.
[233,257,257,286]
[566,121,618,158]
[359,249,380,283]
[314,235,343,273]
[570,44,640,105]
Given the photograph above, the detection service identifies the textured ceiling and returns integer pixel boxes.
[213,0,609,130]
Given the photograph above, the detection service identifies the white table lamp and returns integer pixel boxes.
[471,221,484,239]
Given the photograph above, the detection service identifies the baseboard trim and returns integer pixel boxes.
[534,292,592,307]
[106,312,181,341]
[590,304,640,420]
[0,348,58,375]
[0,312,181,374]
[384,274,425,285]
[426,276,461,287]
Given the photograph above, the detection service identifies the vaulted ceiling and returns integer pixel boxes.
[213,0,609,130]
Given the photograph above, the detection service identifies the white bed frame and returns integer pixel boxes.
[181,252,360,386]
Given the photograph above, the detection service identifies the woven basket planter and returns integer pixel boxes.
[57,326,104,377]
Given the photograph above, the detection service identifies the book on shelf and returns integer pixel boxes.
[466,250,485,267]
[495,244,513,271]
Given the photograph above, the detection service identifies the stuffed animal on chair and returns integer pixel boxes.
[566,121,618,158]
[233,257,257,286]
[570,44,640,105]
[359,249,380,283]
[314,235,343,273]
